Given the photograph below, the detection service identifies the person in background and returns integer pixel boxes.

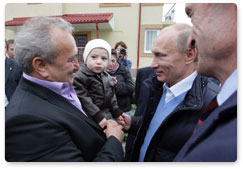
[5,39,22,107]
[6,39,15,59]
[174,3,237,162]
[73,39,124,129]
[134,66,156,105]
[5,16,124,162]
[107,49,135,115]
[115,41,132,70]
[124,66,155,161]
[118,23,220,162]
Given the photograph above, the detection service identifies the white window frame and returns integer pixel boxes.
[144,29,160,53]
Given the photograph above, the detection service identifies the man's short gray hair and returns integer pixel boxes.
[173,23,192,53]
[14,16,74,73]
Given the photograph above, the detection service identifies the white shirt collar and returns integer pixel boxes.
[217,69,237,106]
[163,71,198,103]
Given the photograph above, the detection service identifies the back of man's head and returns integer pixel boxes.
[164,24,192,53]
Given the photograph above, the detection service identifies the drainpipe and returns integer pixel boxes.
[137,3,142,72]
[96,22,99,38]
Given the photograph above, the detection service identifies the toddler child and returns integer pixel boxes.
[73,39,124,128]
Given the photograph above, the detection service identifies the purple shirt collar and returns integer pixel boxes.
[23,73,87,116]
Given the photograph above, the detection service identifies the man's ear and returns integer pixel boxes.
[185,47,197,64]
[32,57,49,78]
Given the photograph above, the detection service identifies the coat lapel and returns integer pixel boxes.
[21,77,103,132]
[183,91,237,154]
[5,58,12,84]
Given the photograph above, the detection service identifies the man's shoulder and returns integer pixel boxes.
[116,63,129,74]
[6,57,18,66]
[6,57,21,70]
[142,76,163,91]
[137,67,155,81]
[193,74,220,93]
[138,66,154,74]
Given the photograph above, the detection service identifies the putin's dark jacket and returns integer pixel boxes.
[129,74,220,162]
[5,57,22,101]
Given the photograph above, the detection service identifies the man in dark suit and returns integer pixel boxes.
[119,23,220,162]
[5,16,124,162]
[134,66,155,106]
[174,3,237,161]
[5,39,22,107]
[5,57,22,105]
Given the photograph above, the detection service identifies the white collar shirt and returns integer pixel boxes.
[163,71,198,104]
[217,69,237,106]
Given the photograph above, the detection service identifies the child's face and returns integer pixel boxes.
[86,48,109,73]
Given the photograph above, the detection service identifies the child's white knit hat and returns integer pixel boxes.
[83,39,111,63]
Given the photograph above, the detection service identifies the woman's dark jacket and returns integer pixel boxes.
[107,64,135,112]
[73,65,123,123]
[129,74,220,162]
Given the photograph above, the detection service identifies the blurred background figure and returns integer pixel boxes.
[6,39,15,59]
[115,41,132,71]
[107,49,135,115]
[5,39,22,107]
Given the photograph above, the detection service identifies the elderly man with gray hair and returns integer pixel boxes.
[5,16,124,162]
[118,23,220,162]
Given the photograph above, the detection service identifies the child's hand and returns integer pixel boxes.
[116,115,125,127]
[99,118,107,128]
[112,76,117,85]
[116,115,123,121]
[121,113,132,131]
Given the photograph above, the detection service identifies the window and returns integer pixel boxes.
[144,29,160,53]
[140,24,171,57]
[73,32,91,64]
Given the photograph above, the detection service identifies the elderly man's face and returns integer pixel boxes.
[185,3,237,76]
[151,30,188,87]
[45,27,78,84]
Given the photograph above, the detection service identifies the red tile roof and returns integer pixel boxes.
[5,13,113,26]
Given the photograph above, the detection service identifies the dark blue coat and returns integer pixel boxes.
[174,91,237,162]
[107,63,135,112]
[134,66,156,106]
[129,74,220,162]
[5,57,22,101]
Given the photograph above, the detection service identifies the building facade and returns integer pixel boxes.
[5,3,172,76]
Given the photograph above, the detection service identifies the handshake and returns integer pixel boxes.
[99,113,132,143]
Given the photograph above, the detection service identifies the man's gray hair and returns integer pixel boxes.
[173,23,192,53]
[14,16,74,73]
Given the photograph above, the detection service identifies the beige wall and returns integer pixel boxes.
[5,3,164,71]
[139,5,164,68]
[141,5,163,25]
[5,3,63,39]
